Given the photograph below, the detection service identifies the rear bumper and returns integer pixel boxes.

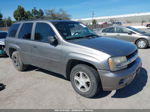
[98,57,142,91]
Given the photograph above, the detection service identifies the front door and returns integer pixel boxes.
[115,27,135,42]
[31,22,63,73]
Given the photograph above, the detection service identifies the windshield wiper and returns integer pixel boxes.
[66,34,99,40]
[66,36,84,40]
[85,34,99,38]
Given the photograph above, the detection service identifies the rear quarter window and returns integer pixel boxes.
[8,24,20,37]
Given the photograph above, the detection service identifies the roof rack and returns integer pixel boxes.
[16,16,70,22]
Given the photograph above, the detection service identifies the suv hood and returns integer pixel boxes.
[69,37,137,56]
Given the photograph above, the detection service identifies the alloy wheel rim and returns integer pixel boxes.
[138,40,146,48]
[13,56,19,67]
[74,71,91,92]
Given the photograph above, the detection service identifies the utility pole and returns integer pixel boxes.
[91,11,95,26]
[4,18,7,28]
[92,11,94,21]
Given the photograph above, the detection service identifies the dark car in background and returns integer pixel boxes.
[98,26,150,49]
[146,24,150,29]
[0,31,7,56]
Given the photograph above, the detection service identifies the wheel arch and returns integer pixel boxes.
[135,38,149,45]
[66,59,98,80]
[8,45,20,58]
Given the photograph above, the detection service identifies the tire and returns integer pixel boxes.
[12,51,27,71]
[136,39,148,49]
[70,64,102,98]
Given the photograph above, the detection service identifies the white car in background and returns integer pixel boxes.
[0,31,7,56]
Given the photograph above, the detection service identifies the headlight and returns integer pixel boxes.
[108,56,127,71]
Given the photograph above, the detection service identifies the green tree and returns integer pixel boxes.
[45,9,71,20]
[26,11,33,19]
[13,5,27,21]
[0,12,3,20]
[92,19,97,25]
[6,17,12,26]
[32,7,39,19]
[31,8,44,19]
[57,9,71,20]
[1,17,12,27]
[39,9,44,17]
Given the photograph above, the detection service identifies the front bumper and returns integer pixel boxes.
[98,57,142,91]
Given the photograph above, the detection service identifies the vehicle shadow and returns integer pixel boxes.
[24,65,68,81]
[112,67,148,98]
[0,83,6,91]
[35,68,68,81]
[0,55,9,58]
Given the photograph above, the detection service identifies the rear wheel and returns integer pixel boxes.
[136,39,148,49]
[70,64,102,98]
[12,51,27,71]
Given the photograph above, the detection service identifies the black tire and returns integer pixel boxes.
[12,51,27,71]
[70,64,102,98]
[136,39,148,49]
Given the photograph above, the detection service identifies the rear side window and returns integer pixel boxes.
[18,23,33,40]
[8,24,20,37]
[102,27,115,33]
[34,23,55,43]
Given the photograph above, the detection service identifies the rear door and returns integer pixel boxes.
[31,22,63,73]
[101,27,117,39]
[16,22,34,64]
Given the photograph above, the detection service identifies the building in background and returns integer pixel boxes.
[75,12,150,26]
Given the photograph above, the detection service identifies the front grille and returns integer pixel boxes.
[126,50,138,68]
[127,50,138,60]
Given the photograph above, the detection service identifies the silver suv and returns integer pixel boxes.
[5,20,142,98]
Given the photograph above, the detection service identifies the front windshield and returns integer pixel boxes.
[127,26,145,34]
[52,22,98,40]
[0,32,7,39]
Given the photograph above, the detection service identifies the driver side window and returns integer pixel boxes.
[34,23,55,43]
[116,27,130,34]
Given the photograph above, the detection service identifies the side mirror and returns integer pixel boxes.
[128,31,133,35]
[48,36,58,45]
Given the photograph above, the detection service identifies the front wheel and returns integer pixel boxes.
[70,64,102,98]
[136,39,148,49]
